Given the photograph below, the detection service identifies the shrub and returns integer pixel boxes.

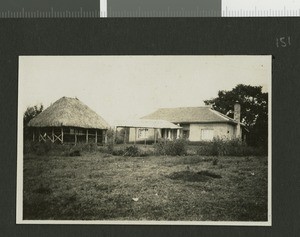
[109,145,143,157]
[154,139,187,156]
[100,144,151,157]
[105,128,115,152]
[105,143,113,154]
[212,157,219,165]
[33,141,53,155]
[69,149,81,157]
[23,140,99,156]
[111,149,125,156]
[153,139,165,155]
[137,146,153,157]
[74,143,99,153]
[196,143,219,156]
[115,128,130,144]
[196,137,266,156]
[24,140,40,154]
[124,146,140,157]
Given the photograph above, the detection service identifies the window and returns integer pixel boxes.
[183,130,190,139]
[201,129,214,141]
[182,124,190,139]
[138,129,148,139]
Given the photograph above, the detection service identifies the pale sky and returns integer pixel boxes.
[19,56,271,126]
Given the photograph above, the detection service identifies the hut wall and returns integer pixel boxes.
[31,127,106,145]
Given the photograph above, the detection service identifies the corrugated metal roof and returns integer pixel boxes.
[115,119,181,129]
[141,106,239,124]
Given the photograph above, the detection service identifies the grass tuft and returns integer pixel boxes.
[168,170,222,182]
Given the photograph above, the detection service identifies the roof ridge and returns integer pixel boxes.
[209,108,237,122]
[158,106,211,110]
[60,96,79,100]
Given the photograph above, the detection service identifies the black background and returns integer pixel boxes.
[0,18,299,236]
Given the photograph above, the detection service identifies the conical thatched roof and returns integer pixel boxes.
[28,97,110,129]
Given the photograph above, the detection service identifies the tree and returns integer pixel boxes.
[204,84,268,148]
[23,104,44,140]
[115,128,129,144]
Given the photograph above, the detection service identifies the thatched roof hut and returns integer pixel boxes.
[28,97,109,129]
[28,97,110,144]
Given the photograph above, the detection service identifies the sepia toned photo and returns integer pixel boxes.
[17,55,271,225]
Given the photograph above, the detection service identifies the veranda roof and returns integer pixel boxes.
[28,97,110,129]
[115,119,181,129]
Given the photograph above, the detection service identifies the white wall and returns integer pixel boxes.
[189,123,236,141]
[129,128,162,142]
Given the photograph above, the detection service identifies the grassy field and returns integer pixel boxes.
[23,152,268,221]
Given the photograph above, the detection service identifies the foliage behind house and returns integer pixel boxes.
[204,84,268,148]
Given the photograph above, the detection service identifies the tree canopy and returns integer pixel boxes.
[204,84,268,148]
[23,104,44,141]
[24,104,44,127]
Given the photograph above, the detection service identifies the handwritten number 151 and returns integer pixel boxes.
[276,36,291,48]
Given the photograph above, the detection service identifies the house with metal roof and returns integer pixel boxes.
[140,103,244,142]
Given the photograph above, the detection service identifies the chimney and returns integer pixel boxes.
[206,103,213,109]
[234,102,241,140]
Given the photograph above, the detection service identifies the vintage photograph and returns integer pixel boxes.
[17,55,271,225]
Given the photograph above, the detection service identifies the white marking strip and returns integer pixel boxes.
[222,0,300,16]
[100,0,107,17]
